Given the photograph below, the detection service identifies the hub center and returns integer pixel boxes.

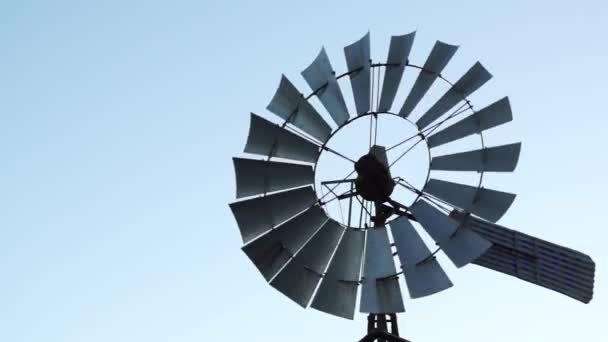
[354,145,395,203]
[314,113,431,228]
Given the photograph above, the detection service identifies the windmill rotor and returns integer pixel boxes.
[229,31,595,340]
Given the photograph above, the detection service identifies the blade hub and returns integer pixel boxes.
[354,153,395,202]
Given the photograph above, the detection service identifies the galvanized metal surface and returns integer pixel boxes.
[244,113,320,163]
[410,199,491,267]
[378,32,416,112]
[416,62,492,130]
[404,258,453,298]
[229,186,316,243]
[266,75,332,142]
[360,226,405,313]
[270,220,344,307]
[451,211,595,303]
[323,229,366,281]
[390,216,452,298]
[233,158,314,198]
[223,32,600,320]
[399,41,458,117]
[430,142,521,172]
[344,32,371,115]
[311,229,365,319]
[390,216,429,266]
[427,97,512,148]
[409,199,458,243]
[302,48,350,126]
[242,205,328,280]
[424,178,516,222]
[312,280,359,319]
[441,225,492,268]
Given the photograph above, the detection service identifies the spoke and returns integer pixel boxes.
[394,179,452,213]
[385,102,472,153]
[321,187,344,221]
[370,202,375,225]
[318,169,356,204]
[334,192,347,225]
[376,66,382,112]
[373,66,380,145]
[323,184,347,221]
[319,186,355,206]
[295,172,357,223]
[373,114,379,146]
[370,63,375,112]
[422,194,452,213]
[358,197,365,228]
[322,146,356,163]
[369,64,375,151]
[385,132,422,152]
[395,179,420,196]
[323,182,358,200]
[347,183,354,227]
[365,201,372,227]
[388,104,473,170]
[368,114,373,150]
[284,124,324,146]
[420,102,472,136]
[394,177,418,193]
[321,178,356,186]
[388,137,424,169]
[354,195,373,219]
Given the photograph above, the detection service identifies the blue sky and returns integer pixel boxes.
[1,1,605,341]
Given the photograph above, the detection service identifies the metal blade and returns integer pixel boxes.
[430,142,521,172]
[424,178,516,222]
[451,211,595,303]
[416,62,492,130]
[267,75,332,142]
[233,158,314,198]
[390,217,453,298]
[427,97,512,148]
[245,113,320,163]
[405,259,454,299]
[399,41,458,117]
[378,32,416,112]
[311,229,365,319]
[242,205,329,281]
[270,220,344,307]
[360,226,405,313]
[344,32,371,115]
[302,48,350,126]
[410,199,491,267]
[229,186,316,243]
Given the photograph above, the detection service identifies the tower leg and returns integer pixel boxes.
[359,314,410,342]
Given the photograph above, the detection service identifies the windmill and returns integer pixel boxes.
[229,32,595,341]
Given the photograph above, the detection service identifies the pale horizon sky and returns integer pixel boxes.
[1,1,605,341]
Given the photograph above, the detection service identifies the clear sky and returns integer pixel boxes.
[1,1,605,341]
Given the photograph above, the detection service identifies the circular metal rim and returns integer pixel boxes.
[295,62,486,230]
[246,50,504,281]
[311,111,432,229]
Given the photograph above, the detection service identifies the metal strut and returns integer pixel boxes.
[359,314,410,342]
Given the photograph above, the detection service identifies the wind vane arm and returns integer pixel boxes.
[451,211,595,304]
